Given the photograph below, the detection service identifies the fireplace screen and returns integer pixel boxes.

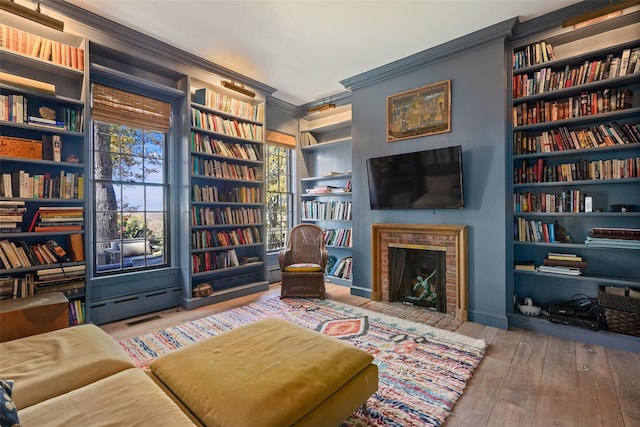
[388,244,447,313]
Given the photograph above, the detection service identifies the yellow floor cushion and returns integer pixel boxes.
[150,317,376,427]
[0,324,135,409]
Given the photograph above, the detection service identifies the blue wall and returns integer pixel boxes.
[349,39,509,328]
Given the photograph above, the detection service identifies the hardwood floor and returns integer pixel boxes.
[100,284,640,427]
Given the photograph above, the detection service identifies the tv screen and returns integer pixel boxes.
[366,145,464,210]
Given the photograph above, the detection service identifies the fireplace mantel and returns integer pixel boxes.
[371,223,468,321]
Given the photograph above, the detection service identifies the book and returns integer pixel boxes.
[543,258,588,269]
[537,265,582,275]
[0,240,21,268]
[547,252,583,262]
[515,260,536,271]
[68,233,84,262]
[618,48,631,77]
[42,135,62,161]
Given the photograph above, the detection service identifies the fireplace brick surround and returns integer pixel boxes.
[371,223,468,321]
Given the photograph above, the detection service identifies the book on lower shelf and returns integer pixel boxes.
[515,260,536,271]
[537,265,582,275]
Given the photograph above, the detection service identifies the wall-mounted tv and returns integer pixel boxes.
[366,145,464,210]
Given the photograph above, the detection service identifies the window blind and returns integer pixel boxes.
[91,83,171,132]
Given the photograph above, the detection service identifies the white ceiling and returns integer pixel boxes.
[63,0,579,106]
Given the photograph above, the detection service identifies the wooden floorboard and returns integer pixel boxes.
[100,283,640,426]
[534,335,579,427]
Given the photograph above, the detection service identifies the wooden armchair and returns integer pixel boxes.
[278,224,328,298]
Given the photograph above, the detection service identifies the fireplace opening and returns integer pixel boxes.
[388,244,447,313]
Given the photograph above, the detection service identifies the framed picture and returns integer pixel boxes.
[387,80,451,142]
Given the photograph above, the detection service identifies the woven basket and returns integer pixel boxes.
[598,287,640,337]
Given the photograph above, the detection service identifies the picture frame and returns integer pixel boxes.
[387,80,451,142]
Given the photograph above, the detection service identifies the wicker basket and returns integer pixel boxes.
[598,286,640,337]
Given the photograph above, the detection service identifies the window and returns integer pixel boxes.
[265,143,293,252]
[91,84,170,274]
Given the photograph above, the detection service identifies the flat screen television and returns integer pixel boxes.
[366,145,464,209]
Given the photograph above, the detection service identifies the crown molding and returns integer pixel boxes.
[41,0,276,96]
[266,96,297,116]
[511,1,612,40]
[340,17,518,92]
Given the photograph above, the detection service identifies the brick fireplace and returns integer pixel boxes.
[371,223,468,321]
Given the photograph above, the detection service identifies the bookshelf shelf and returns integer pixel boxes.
[508,12,640,350]
[514,269,639,287]
[182,79,268,309]
[298,107,353,287]
[0,15,87,323]
[300,137,351,151]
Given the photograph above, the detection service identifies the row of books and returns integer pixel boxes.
[191,157,262,181]
[323,228,352,248]
[327,256,352,280]
[29,206,84,233]
[0,24,85,71]
[301,200,352,221]
[68,300,85,325]
[0,170,83,200]
[0,236,81,270]
[513,88,633,127]
[193,88,264,123]
[514,122,639,155]
[585,227,640,249]
[191,248,240,273]
[191,108,263,142]
[514,157,639,184]
[192,184,261,204]
[513,47,640,98]
[191,227,262,250]
[0,274,85,312]
[514,190,591,214]
[1,94,84,131]
[513,40,556,70]
[300,132,319,147]
[0,200,26,232]
[191,133,262,161]
[305,185,350,195]
[514,218,557,243]
[190,206,262,227]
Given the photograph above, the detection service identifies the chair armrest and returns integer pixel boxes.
[278,248,293,272]
[104,248,121,264]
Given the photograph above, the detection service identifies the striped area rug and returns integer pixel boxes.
[119,297,486,427]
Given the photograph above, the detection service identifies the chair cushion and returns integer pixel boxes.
[284,263,322,272]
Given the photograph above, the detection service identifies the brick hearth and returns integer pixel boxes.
[371,224,468,321]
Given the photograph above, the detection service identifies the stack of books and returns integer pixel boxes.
[35,264,85,299]
[585,227,640,249]
[537,252,586,275]
[29,206,84,232]
[0,200,26,232]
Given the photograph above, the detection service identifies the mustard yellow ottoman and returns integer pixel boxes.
[149,317,378,427]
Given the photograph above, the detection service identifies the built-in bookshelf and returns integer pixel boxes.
[299,106,353,286]
[182,80,268,309]
[0,14,87,324]
[508,10,640,350]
